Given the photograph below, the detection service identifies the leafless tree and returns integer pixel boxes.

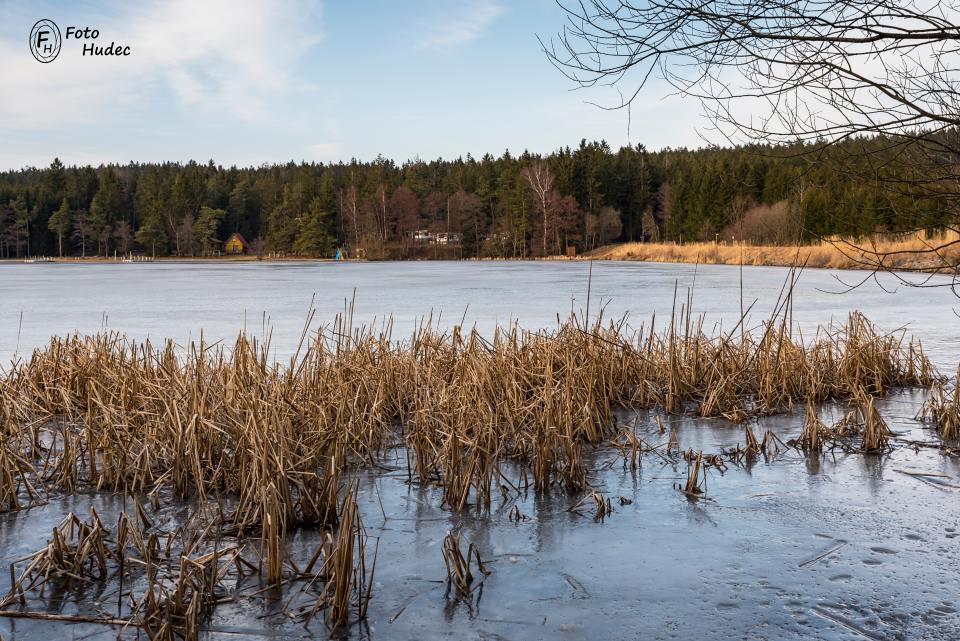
[113,220,134,254]
[543,0,960,288]
[522,161,556,255]
[597,206,623,246]
[339,185,361,249]
[722,200,800,245]
[373,184,389,242]
[641,208,661,242]
[72,210,93,258]
[551,194,582,253]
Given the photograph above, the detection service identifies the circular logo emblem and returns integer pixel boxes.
[30,19,61,63]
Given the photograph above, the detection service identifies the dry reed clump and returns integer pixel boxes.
[0,380,44,511]
[918,365,960,442]
[724,425,789,464]
[0,438,41,511]
[787,391,894,454]
[676,450,707,497]
[610,427,659,470]
[588,229,960,272]
[796,401,830,452]
[130,538,243,641]
[857,392,893,453]
[568,488,614,519]
[291,483,376,629]
[0,308,943,630]
[2,491,375,638]
[1,510,112,608]
[441,530,490,596]
[0,309,934,519]
[1,508,249,640]
[744,425,762,457]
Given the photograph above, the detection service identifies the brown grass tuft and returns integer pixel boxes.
[588,230,960,272]
[918,366,960,442]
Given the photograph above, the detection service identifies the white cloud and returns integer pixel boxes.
[0,0,322,129]
[418,0,505,51]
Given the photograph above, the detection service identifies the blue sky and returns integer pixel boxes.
[0,0,705,170]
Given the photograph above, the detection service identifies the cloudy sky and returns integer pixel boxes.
[0,0,705,170]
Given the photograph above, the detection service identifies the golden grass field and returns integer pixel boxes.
[588,230,960,272]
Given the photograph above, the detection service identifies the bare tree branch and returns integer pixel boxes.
[544,0,960,290]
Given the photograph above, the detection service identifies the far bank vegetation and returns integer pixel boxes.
[2,136,957,262]
[591,226,960,272]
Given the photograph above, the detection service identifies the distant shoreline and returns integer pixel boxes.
[0,255,336,264]
[3,234,957,274]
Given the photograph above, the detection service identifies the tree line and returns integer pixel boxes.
[0,138,951,259]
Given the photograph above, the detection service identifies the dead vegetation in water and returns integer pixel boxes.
[568,488,614,519]
[785,390,894,454]
[796,401,830,452]
[918,365,960,443]
[1,490,375,638]
[857,392,894,453]
[1,508,244,640]
[292,484,376,629]
[0,309,935,519]
[722,424,787,465]
[1,510,114,608]
[0,439,41,512]
[677,450,707,498]
[441,530,490,596]
[0,307,946,631]
[744,425,763,458]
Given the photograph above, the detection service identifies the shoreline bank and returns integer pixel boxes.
[587,235,960,272]
[3,232,959,273]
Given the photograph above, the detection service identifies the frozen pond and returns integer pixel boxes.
[1,260,959,369]
[0,260,958,640]
[1,392,959,640]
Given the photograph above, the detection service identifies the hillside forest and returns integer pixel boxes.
[0,138,951,259]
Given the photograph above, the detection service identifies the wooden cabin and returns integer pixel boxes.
[224,232,249,255]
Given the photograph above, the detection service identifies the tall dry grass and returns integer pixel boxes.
[0,306,948,632]
[589,230,960,271]
[919,365,960,441]
[0,307,935,516]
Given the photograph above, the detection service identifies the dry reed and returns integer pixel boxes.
[0,308,935,516]
[796,401,829,452]
[0,307,944,630]
[857,392,893,453]
[297,483,375,629]
[588,229,960,272]
[1,491,374,638]
[441,530,490,596]
[677,450,707,497]
[918,366,960,441]
[1,508,246,640]
[568,488,614,519]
